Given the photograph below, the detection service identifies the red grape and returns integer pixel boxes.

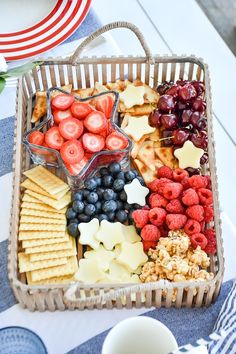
[200,153,208,165]
[191,81,205,96]
[192,97,206,112]
[158,95,175,112]
[175,101,190,112]
[179,83,197,102]
[161,113,178,129]
[173,129,190,145]
[190,111,201,127]
[191,131,208,149]
[176,79,188,86]
[166,84,179,98]
[186,167,201,176]
[161,130,174,147]
[149,110,162,127]
[181,109,192,126]
[157,82,170,95]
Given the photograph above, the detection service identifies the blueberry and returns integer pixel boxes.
[84,178,97,190]
[103,189,116,201]
[113,192,118,200]
[87,192,99,204]
[84,204,96,216]
[113,179,125,191]
[136,176,145,186]
[72,191,83,201]
[96,187,105,199]
[78,213,91,222]
[102,200,117,213]
[133,203,142,210]
[116,210,128,223]
[96,214,109,222]
[128,210,134,223]
[125,170,136,182]
[123,202,132,211]
[132,169,139,177]
[107,211,115,221]
[72,200,84,213]
[116,200,124,210]
[119,190,127,202]
[102,175,114,188]
[82,189,90,198]
[69,218,79,224]
[108,162,121,175]
[67,223,79,237]
[94,176,102,187]
[116,171,125,180]
[95,200,102,212]
[66,207,77,219]
[99,167,109,176]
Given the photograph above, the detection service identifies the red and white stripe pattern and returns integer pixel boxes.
[0,0,91,61]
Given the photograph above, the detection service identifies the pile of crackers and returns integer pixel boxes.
[18,165,78,285]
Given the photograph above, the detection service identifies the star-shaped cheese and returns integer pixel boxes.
[95,220,125,250]
[116,241,148,271]
[75,259,105,283]
[124,178,149,206]
[84,244,115,271]
[124,115,155,142]
[174,140,204,169]
[122,224,141,243]
[108,260,132,281]
[119,85,145,109]
[78,218,100,249]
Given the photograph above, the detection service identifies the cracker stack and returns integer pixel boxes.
[18,166,78,285]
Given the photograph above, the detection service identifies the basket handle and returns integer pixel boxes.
[70,21,154,65]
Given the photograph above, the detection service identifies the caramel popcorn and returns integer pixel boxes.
[140,230,214,286]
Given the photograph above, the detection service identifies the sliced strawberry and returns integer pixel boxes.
[84,111,107,134]
[82,133,105,153]
[106,132,128,150]
[28,131,44,145]
[45,127,64,150]
[59,117,83,140]
[53,110,73,125]
[65,156,89,176]
[60,139,84,164]
[70,101,94,119]
[95,95,114,119]
[51,94,74,110]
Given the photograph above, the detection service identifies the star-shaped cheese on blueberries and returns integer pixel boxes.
[119,85,145,109]
[122,224,141,243]
[75,259,105,283]
[174,140,204,169]
[124,115,155,142]
[95,220,125,250]
[124,178,149,206]
[84,244,115,271]
[78,218,100,249]
[116,241,148,271]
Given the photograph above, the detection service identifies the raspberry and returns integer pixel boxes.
[159,223,169,237]
[204,242,216,255]
[149,193,168,209]
[204,205,214,222]
[200,221,206,232]
[162,183,183,200]
[181,177,190,190]
[132,209,149,228]
[141,224,161,241]
[182,188,199,206]
[157,166,173,179]
[166,199,185,214]
[184,219,201,235]
[205,175,212,190]
[142,240,157,252]
[198,188,213,206]
[142,205,150,211]
[186,205,204,222]
[148,207,167,226]
[173,168,189,182]
[188,175,208,189]
[147,179,159,192]
[190,233,208,250]
[165,214,187,230]
[205,228,216,243]
[148,178,172,193]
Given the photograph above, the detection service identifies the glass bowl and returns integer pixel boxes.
[23,88,133,189]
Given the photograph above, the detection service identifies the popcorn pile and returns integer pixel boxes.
[140,230,214,285]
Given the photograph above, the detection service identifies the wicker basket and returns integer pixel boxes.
[8,22,224,311]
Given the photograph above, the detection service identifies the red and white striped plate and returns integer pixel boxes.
[0,0,91,61]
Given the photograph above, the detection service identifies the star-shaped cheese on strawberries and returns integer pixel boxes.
[84,244,115,271]
[75,259,105,283]
[124,116,155,142]
[119,85,145,108]
[116,242,148,271]
[95,220,125,250]
[78,218,100,249]
[174,140,204,169]
[124,178,149,206]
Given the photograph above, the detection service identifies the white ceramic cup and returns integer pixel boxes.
[102,316,178,354]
